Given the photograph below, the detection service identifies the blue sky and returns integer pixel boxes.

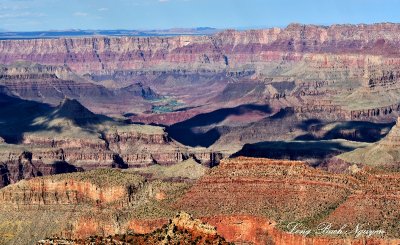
[0,0,400,31]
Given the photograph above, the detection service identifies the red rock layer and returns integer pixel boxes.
[205,215,400,245]
[1,23,400,74]
[176,157,358,221]
[176,157,400,241]
[0,176,127,206]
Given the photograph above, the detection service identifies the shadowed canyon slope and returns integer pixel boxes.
[1,23,400,244]
[0,94,221,188]
[330,117,400,171]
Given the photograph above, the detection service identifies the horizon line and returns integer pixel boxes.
[1,21,400,33]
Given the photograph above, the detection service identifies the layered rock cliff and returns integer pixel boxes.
[1,23,400,74]
[0,157,398,244]
[37,212,232,245]
[0,168,195,244]
[0,63,158,114]
[0,169,147,207]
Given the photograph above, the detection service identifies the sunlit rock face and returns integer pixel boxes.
[1,23,400,74]
[176,157,400,241]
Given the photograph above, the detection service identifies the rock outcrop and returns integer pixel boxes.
[0,148,80,188]
[37,212,232,245]
[0,169,146,207]
[204,215,400,245]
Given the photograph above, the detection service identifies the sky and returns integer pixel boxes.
[0,0,400,31]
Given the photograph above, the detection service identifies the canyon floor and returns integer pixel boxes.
[0,23,400,244]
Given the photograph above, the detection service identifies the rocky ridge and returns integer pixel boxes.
[0,168,192,244]
[0,97,222,188]
[0,157,399,244]
[176,157,400,239]
[1,23,400,74]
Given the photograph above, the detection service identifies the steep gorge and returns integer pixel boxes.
[2,24,400,121]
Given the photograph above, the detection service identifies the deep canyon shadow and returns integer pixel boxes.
[232,140,360,164]
[167,104,272,147]
[294,120,394,142]
[0,87,112,143]
[0,89,54,143]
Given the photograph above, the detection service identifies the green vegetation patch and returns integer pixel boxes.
[151,98,185,114]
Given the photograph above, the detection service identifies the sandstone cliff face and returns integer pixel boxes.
[102,128,221,167]
[37,212,232,245]
[0,169,147,207]
[0,146,84,188]
[1,23,400,74]
[0,169,193,245]
[0,151,43,188]
[204,215,400,245]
